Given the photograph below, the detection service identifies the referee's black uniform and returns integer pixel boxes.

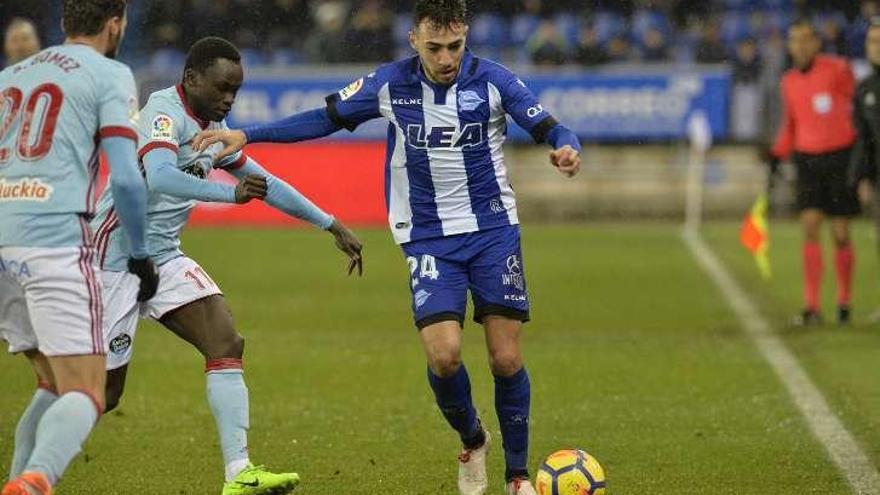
[851,67,880,235]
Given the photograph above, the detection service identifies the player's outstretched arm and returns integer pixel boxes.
[225,157,364,275]
[193,108,344,161]
[102,136,159,301]
[144,147,267,204]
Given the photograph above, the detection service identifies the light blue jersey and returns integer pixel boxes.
[0,44,139,247]
[93,86,245,271]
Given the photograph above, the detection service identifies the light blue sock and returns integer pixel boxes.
[206,368,250,481]
[10,387,58,480]
[25,391,99,485]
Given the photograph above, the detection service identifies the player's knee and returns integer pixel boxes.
[212,332,244,359]
[489,348,522,377]
[428,349,462,377]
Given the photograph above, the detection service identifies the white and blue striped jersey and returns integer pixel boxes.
[325,51,556,245]
[0,44,139,248]
[92,85,245,271]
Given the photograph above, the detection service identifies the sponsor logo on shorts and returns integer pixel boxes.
[458,90,485,112]
[502,254,524,290]
[109,333,132,354]
[414,289,432,309]
[490,198,505,214]
[0,256,31,279]
[504,294,527,302]
[0,177,53,202]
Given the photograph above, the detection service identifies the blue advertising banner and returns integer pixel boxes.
[227,69,731,142]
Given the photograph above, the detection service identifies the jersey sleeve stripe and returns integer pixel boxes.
[137,141,179,160]
[219,153,248,170]
[99,126,138,141]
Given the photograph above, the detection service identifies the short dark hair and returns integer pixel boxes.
[413,0,468,29]
[63,0,126,37]
[789,17,816,35]
[184,37,241,74]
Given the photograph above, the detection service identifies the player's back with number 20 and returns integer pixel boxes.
[0,43,136,242]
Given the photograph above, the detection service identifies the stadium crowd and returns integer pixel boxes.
[2,0,878,68]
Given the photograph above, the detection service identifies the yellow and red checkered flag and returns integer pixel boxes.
[740,193,771,279]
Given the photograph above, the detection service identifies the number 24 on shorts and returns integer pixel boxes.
[407,255,440,288]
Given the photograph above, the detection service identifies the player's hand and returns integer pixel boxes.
[234,175,268,204]
[759,146,780,175]
[192,129,247,161]
[328,219,363,276]
[550,145,581,178]
[127,257,159,302]
[858,178,875,206]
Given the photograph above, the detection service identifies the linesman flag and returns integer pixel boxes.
[740,193,771,279]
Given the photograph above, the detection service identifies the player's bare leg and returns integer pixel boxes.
[103,364,129,413]
[830,217,855,324]
[420,320,489,495]
[5,354,105,495]
[8,351,57,481]
[798,209,825,325]
[483,316,535,495]
[159,294,298,495]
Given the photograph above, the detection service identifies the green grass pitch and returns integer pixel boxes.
[1,222,878,494]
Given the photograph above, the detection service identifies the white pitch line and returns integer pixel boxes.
[682,228,880,495]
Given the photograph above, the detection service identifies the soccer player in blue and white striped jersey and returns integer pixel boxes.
[195,2,581,493]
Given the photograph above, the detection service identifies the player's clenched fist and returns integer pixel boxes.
[193,129,247,161]
[550,145,581,178]
[234,175,268,204]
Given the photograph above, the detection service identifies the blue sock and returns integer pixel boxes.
[10,387,58,479]
[427,365,483,448]
[206,364,250,481]
[25,391,100,485]
[495,367,531,480]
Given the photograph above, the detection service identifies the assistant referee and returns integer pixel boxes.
[767,18,859,326]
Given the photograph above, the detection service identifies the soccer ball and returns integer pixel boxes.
[535,449,606,495]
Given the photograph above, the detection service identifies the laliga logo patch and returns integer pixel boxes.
[151,114,174,141]
[339,78,364,101]
[458,90,485,111]
[812,93,832,114]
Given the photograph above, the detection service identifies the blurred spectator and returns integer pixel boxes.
[819,16,846,55]
[640,26,669,62]
[4,18,40,66]
[527,19,568,66]
[847,0,880,58]
[264,0,312,50]
[343,0,394,62]
[695,22,727,64]
[144,0,186,49]
[606,35,634,63]
[573,26,609,66]
[732,37,762,84]
[303,1,350,63]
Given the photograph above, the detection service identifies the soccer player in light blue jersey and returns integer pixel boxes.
[194,1,581,494]
[0,1,157,494]
[91,37,363,495]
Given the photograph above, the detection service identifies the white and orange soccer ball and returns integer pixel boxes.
[535,449,606,495]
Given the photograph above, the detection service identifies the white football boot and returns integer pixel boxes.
[457,430,490,495]
[506,477,538,495]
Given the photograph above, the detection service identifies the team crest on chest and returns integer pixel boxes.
[458,90,485,111]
